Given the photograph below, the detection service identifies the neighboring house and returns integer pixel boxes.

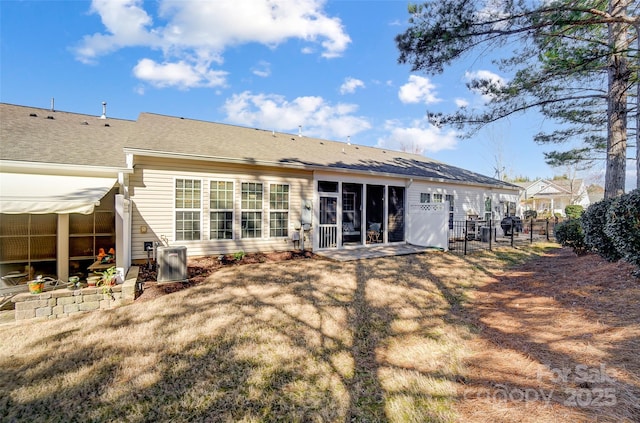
[1,102,520,281]
[517,178,590,216]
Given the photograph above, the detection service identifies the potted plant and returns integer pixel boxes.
[28,276,45,294]
[97,266,118,299]
[97,266,117,287]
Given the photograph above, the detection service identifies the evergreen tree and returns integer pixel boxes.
[396,0,639,198]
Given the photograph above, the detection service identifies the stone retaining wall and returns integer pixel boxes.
[12,266,140,321]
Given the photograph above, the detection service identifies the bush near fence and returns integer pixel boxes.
[557,189,640,276]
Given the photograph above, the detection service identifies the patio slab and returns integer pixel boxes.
[315,243,444,262]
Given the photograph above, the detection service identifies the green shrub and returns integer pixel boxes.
[604,189,640,272]
[523,210,537,219]
[581,198,622,262]
[565,205,584,219]
[555,219,588,255]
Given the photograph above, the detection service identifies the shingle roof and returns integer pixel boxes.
[0,103,134,168]
[128,112,519,190]
[1,103,518,190]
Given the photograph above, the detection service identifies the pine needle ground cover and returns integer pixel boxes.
[1,244,638,422]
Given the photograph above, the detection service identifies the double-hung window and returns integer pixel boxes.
[241,182,263,238]
[269,184,289,237]
[433,193,443,203]
[210,181,234,240]
[175,179,201,241]
[420,193,431,203]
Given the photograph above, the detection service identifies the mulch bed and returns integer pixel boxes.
[135,250,316,302]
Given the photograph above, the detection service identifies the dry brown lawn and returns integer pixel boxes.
[0,243,638,422]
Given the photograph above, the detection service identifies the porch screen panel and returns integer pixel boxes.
[366,185,384,244]
[342,183,362,246]
[387,186,405,242]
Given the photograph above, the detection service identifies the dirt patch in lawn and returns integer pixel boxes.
[456,247,640,422]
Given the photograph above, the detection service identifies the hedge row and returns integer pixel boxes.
[555,189,639,275]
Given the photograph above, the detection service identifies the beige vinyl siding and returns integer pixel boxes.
[130,156,313,260]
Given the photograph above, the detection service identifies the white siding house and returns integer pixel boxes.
[1,102,521,281]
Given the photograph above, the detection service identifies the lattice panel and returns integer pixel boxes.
[409,203,446,214]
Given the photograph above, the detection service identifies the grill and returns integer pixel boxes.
[500,216,522,236]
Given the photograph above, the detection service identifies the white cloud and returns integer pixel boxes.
[133,58,228,89]
[340,77,365,95]
[75,0,160,64]
[76,0,350,59]
[377,118,458,154]
[252,61,271,78]
[455,98,470,108]
[475,0,510,30]
[464,70,507,102]
[75,0,350,88]
[222,91,371,139]
[398,75,440,104]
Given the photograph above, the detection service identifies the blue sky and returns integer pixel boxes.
[1,0,631,187]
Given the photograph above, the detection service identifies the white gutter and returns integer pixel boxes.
[0,160,133,177]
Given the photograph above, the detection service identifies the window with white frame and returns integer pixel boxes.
[241,182,263,238]
[445,194,454,229]
[484,197,492,221]
[420,193,431,203]
[269,183,289,237]
[175,179,201,241]
[433,193,443,203]
[210,180,233,240]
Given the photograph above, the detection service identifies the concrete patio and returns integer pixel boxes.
[315,243,444,262]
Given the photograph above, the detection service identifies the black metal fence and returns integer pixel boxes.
[448,218,558,255]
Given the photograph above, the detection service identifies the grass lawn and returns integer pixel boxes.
[0,243,638,422]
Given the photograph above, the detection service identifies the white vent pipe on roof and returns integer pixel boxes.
[100,101,107,119]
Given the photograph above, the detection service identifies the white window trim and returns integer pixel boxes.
[173,177,203,242]
[269,183,290,239]
[240,181,264,239]
[209,179,235,241]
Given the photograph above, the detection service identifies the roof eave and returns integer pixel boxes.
[124,148,520,192]
[0,160,133,177]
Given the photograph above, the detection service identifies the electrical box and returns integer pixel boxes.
[301,200,312,226]
[157,246,188,283]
